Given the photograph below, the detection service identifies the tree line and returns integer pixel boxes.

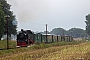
[41,27,87,38]
[0,0,17,40]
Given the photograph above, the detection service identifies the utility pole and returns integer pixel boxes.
[46,24,48,43]
[4,15,10,50]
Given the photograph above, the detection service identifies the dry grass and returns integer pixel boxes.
[0,42,90,60]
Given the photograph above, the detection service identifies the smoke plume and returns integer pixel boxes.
[7,0,50,22]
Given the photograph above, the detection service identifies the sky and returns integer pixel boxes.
[7,0,90,32]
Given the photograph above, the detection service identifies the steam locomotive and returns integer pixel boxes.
[17,29,34,47]
[17,29,73,47]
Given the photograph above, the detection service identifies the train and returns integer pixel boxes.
[17,29,73,47]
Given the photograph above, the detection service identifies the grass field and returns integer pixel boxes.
[0,40,90,60]
[0,40,16,49]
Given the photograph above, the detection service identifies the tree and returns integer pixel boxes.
[0,3,5,40]
[0,0,17,36]
[68,28,85,38]
[85,14,90,36]
[50,28,66,35]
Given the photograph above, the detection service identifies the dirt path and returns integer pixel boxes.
[0,42,90,60]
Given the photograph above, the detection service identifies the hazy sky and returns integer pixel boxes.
[7,0,90,32]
